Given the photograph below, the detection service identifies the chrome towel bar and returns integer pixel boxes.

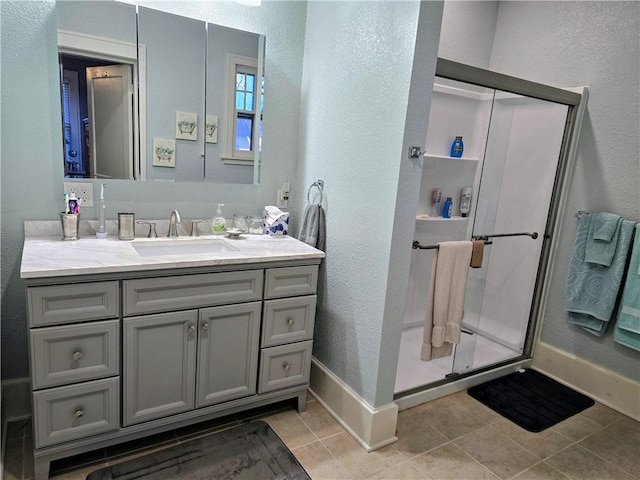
[412,231,538,250]
[307,180,324,204]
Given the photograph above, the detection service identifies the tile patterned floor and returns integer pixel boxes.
[4,391,639,479]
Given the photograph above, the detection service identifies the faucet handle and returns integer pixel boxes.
[137,221,158,238]
[190,220,208,237]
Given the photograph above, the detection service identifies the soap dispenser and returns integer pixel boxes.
[212,204,226,234]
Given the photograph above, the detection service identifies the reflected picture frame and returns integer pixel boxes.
[153,138,176,167]
[175,111,197,141]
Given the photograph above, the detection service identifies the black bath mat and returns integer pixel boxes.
[86,421,310,479]
[467,369,594,432]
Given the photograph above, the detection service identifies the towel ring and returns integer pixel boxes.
[307,180,324,204]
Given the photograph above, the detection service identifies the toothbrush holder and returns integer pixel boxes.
[60,212,80,241]
[118,213,136,240]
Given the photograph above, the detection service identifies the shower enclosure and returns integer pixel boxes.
[395,60,586,400]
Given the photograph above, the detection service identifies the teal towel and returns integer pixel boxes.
[614,224,640,351]
[585,212,622,266]
[566,214,635,336]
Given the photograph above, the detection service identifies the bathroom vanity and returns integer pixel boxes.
[21,232,324,479]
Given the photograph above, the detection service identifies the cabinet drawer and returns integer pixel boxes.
[30,320,119,390]
[123,270,263,316]
[33,378,119,448]
[28,281,119,327]
[262,296,317,347]
[264,266,318,299]
[258,340,313,393]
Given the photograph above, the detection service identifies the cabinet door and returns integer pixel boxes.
[196,302,260,408]
[124,311,197,426]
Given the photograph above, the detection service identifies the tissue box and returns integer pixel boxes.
[264,210,289,236]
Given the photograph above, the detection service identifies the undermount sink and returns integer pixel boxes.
[132,238,237,257]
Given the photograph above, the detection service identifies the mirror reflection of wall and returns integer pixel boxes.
[55,0,265,185]
[138,7,206,183]
[205,24,262,184]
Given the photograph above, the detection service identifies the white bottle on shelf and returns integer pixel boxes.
[460,186,472,217]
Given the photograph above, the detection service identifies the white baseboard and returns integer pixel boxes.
[532,341,640,420]
[1,377,31,422]
[309,357,398,452]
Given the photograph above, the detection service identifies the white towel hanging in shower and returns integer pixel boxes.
[421,241,473,361]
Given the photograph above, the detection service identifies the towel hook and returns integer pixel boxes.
[307,180,324,204]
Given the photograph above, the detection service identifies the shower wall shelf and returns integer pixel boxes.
[424,154,479,163]
[416,215,467,222]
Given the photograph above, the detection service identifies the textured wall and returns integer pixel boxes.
[298,0,441,406]
[438,0,498,68]
[1,0,63,380]
[376,1,444,406]
[0,0,307,380]
[489,1,640,380]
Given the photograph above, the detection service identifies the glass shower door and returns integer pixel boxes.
[451,90,569,374]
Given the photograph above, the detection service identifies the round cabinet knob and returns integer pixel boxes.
[188,324,196,334]
[283,362,291,372]
[286,317,294,327]
[202,323,210,331]
[74,409,84,418]
[72,351,84,361]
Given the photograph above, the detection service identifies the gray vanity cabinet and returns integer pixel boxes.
[24,260,320,480]
[124,303,262,425]
[259,266,318,394]
[122,272,263,424]
[27,282,121,450]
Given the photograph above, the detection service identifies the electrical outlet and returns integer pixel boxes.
[64,182,94,207]
[276,189,288,209]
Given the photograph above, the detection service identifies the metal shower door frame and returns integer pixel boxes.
[395,58,588,408]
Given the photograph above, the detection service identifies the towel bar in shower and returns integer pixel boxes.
[412,230,538,250]
[412,240,493,250]
[472,231,538,241]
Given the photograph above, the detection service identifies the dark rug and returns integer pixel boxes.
[86,421,310,479]
[467,369,595,432]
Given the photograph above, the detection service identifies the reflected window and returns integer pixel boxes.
[235,67,256,151]
[224,54,262,164]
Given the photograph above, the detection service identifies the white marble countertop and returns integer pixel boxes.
[21,234,325,279]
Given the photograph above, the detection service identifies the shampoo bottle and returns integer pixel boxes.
[450,136,464,158]
[442,197,453,218]
[212,203,226,234]
[459,186,472,217]
[431,188,442,217]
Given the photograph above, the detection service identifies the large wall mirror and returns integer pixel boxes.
[56,0,264,184]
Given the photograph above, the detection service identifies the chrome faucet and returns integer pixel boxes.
[167,210,182,238]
